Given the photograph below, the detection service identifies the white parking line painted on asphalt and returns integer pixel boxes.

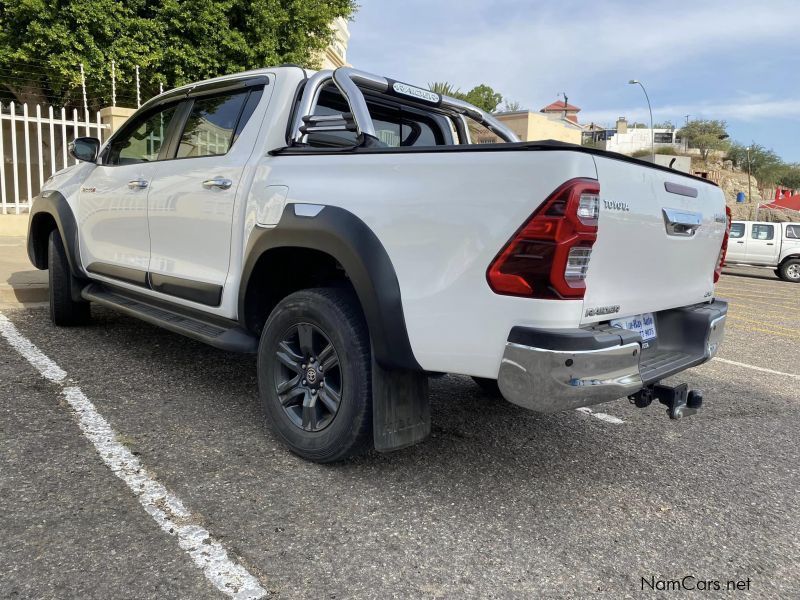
[0,312,267,600]
[713,357,800,380]
[0,313,66,383]
[575,407,625,424]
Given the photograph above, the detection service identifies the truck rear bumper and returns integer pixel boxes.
[497,300,727,413]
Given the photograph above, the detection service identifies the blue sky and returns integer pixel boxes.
[347,0,800,162]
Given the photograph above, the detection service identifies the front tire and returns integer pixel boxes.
[257,287,372,463]
[778,259,800,283]
[48,229,90,326]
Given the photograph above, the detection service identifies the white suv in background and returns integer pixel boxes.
[726,221,800,282]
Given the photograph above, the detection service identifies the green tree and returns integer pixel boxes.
[427,81,503,112]
[778,164,800,190]
[0,0,356,109]
[462,84,502,113]
[501,100,523,112]
[677,119,731,160]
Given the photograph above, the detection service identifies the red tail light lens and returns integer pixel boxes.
[487,178,600,299]
[713,205,732,283]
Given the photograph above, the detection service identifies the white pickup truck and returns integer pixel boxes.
[725,220,800,282]
[27,66,730,462]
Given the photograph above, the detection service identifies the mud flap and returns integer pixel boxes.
[372,354,430,452]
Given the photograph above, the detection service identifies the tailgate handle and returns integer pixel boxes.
[663,208,702,237]
[664,182,698,197]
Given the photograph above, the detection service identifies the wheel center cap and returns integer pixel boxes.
[305,367,318,385]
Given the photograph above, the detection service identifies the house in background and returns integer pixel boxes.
[540,99,581,124]
[475,98,585,145]
[319,17,351,69]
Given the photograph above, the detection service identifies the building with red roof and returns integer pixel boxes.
[540,100,581,124]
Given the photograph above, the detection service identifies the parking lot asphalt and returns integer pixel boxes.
[1,266,798,599]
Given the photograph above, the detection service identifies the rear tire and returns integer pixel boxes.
[257,287,372,463]
[778,259,800,283]
[48,229,90,326]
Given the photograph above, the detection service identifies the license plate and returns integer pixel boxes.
[610,312,657,343]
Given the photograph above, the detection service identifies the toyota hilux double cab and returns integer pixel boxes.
[27,66,731,462]
[725,220,800,282]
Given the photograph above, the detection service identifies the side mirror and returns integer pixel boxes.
[69,137,101,163]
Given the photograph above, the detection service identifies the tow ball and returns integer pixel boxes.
[628,383,703,419]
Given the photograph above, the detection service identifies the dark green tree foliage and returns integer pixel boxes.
[428,80,503,113]
[0,0,356,108]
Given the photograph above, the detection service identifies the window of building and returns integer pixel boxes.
[653,132,673,143]
[729,223,745,238]
[177,91,249,158]
[751,224,775,240]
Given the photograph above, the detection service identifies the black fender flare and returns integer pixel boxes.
[239,205,421,371]
[28,191,86,278]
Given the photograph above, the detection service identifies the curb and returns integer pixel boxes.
[0,284,48,306]
[0,214,29,237]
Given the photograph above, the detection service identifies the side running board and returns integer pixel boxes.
[81,284,258,353]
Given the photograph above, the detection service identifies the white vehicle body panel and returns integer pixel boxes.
[582,157,727,325]
[256,149,597,377]
[77,162,159,273]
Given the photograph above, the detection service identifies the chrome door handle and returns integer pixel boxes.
[202,177,232,190]
[662,208,702,237]
[127,179,148,189]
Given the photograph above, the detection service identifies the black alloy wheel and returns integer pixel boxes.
[274,322,343,432]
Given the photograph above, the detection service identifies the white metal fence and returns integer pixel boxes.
[0,102,110,214]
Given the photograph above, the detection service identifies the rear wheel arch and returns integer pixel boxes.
[239,205,421,371]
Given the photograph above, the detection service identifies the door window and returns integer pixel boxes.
[306,87,448,148]
[108,105,179,165]
[729,223,745,238]
[786,225,800,239]
[176,92,248,158]
[751,224,774,240]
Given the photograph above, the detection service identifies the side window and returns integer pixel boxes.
[729,223,745,239]
[786,225,800,239]
[306,87,447,148]
[177,91,248,158]
[751,224,774,240]
[108,105,178,165]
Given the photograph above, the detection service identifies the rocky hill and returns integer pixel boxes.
[693,158,799,223]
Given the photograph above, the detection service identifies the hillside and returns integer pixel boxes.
[692,158,800,223]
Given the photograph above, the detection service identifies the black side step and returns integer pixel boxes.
[81,284,258,353]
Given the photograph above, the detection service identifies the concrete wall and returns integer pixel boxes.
[601,128,682,154]
[635,154,692,174]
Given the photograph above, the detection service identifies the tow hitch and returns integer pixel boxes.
[629,383,703,419]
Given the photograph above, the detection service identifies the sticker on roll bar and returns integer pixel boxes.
[387,79,441,105]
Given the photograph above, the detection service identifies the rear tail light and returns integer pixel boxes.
[487,178,600,299]
[713,205,732,283]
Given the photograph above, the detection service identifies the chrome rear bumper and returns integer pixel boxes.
[497,300,728,413]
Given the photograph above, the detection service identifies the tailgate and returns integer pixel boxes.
[581,156,727,325]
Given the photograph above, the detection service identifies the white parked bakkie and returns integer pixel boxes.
[725,220,800,282]
[28,66,731,462]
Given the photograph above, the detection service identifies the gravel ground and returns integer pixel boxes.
[1,266,798,599]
